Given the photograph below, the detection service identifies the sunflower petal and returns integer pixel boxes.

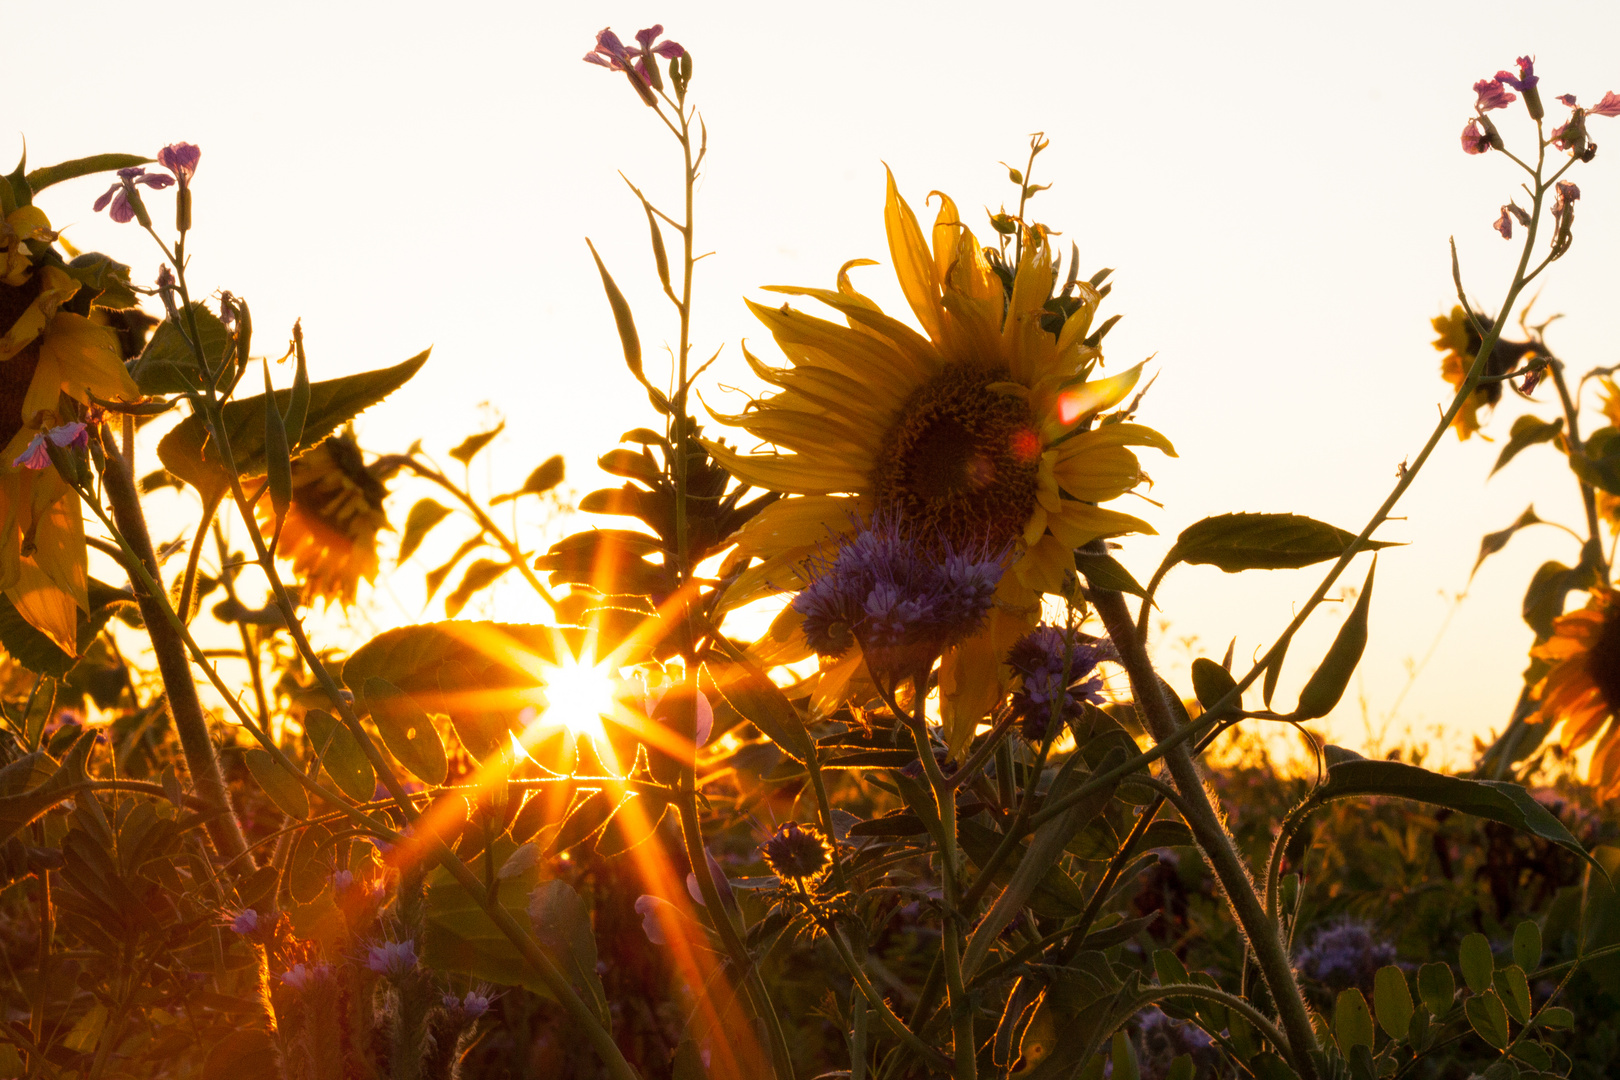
[730,494,869,558]
[1055,361,1146,426]
[1053,445,1143,503]
[701,439,867,495]
[883,167,945,342]
[1056,421,1178,459]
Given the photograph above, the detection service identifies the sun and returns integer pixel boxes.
[533,658,620,744]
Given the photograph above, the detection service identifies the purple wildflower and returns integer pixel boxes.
[230,909,259,935]
[1294,917,1396,991]
[1493,207,1514,239]
[1005,626,1111,741]
[1496,56,1538,93]
[685,848,734,908]
[1473,79,1516,112]
[330,869,356,891]
[92,167,173,224]
[156,143,201,187]
[281,963,331,991]
[1558,93,1580,108]
[634,894,677,945]
[792,516,1004,687]
[12,435,51,471]
[584,25,682,105]
[365,939,417,977]
[1593,91,1620,118]
[1553,180,1581,220]
[1461,119,1492,155]
[461,990,492,1018]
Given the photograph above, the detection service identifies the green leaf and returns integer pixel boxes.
[1153,948,1190,986]
[702,667,812,763]
[1164,512,1396,574]
[1111,1031,1140,1080]
[1494,966,1531,1024]
[1294,560,1375,720]
[1464,989,1510,1050]
[423,847,556,999]
[599,447,662,485]
[304,709,375,803]
[0,731,97,842]
[261,360,292,525]
[1165,1055,1194,1080]
[1073,549,1148,598]
[449,422,505,466]
[1537,1006,1573,1030]
[1190,657,1239,711]
[1459,932,1494,994]
[361,678,448,785]
[1261,627,1294,708]
[397,498,453,565]
[64,252,140,310]
[426,537,483,602]
[1334,988,1375,1054]
[157,348,429,501]
[1571,425,1620,496]
[343,621,594,705]
[244,749,309,818]
[1373,966,1414,1040]
[1471,506,1544,581]
[1317,749,1599,872]
[527,878,610,1023]
[437,660,521,763]
[1522,559,1595,641]
[491,455,566,505]
[1492,415,1563,476]
[586,239,667,412]
[25,153,152,194]
[286,327,311,447]
[133,302,231,395]
[1416,963,1455,1017]
[444,559,512,618]
[1512,920,1541,973]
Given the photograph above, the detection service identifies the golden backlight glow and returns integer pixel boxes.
[533,658,620,745]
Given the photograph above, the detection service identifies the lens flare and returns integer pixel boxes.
[533,658,619,744]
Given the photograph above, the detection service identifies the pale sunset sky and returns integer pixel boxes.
[13,1,1620,765]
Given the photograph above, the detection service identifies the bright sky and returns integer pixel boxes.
[14,1,1620,766]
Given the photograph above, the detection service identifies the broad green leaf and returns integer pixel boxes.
[1373,965,1414,1040]
[25,153,152,194]
[599,447,661,485]
[133,302,232,395]
[1536,1006,1573,1030]
[1471,505,1544,581]
[1416,963,1455,1017]
[342,621,593,705]
[1164,512,1396,574]
[444,559,513,618]
[1153,949,1189,986]
[1494,965,1531,1023]
[304,709,375,802]
[0,577,132,676]
[64,252,140,310]
[1512,1040,1553,1071]
[1491,414,1563,476]
[362,678,448,785]
[1512,920,1542,973]
[1139,819,1195,848]
[1294,560,1375,720]
[1522,559,1596,641]
[1317,748,1598,871]
[157,349,429,501]
[0,731,97,842]
[244,749,309,818]
[423,847,555,1000]
[1166,1056,1194,1080]
[1459,932,1494,993]
[1334,988,1374,1054]
[1074,549,1148,598]
[1570,425,1620,496]
[397,498,453,565]
[491,454,566,505]
[527,878,609,1023]
[1464,989,1510,1050]
[702,667,812,763]
[449,422,505,466]
[1111,1031,1140,1080]
[1190,657,1238,711]
[61,1002,108,1053]
[436,660,521,763]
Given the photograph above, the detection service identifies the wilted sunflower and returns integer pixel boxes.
[706,172,1173,744]
[1430,306,1541,440]
[0,206,141,652]
[1529,586,1620,798]
[259,430,389,607]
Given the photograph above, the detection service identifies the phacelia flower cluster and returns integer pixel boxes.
[365,939,417,978]
[1294,917,1396,991]
[793,517,1004,687]
[1005,625,1112,741]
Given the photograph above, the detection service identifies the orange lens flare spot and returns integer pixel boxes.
[533,658,620,744]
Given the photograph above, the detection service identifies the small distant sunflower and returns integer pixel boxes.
[259,430,389,607]
[0,206,141,652]
[1430,306,1541,440]
[1529,586,1620,798]
[706,172,1173,744]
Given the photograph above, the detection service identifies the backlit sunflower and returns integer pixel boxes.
[1529,586,1620,799]
[705,172,1173,748]
[0,206,141,653]
[1430,306,1541,441]
[259,430,389,607]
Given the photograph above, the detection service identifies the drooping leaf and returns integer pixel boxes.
[1073,549,1148,598]
[303,709,375,803]
[1492,415,1563,476]
[361,678,448,785]
[1316,749,1598,871]
[444,559,513,618]
[425,537,484,602]
[1164,513,1395,574]
[701,666,812,762]
[157,349,429,501]
[586,238,668,413]
[449,422,505,466]
[1294,560,1375,720]
[1459,932,1495,993]
[244,749,309,818]
[1261,627,1295,708]
[1523,559,1596,640]
[132,302,232,395]
[1472,506,1544,581]
[1373,966,1414,1040]
[491,455,566,505]
[25,153,153,194]
[397,498,453,565]
[261,359,292,526]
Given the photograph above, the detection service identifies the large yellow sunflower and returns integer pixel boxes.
[1430,306,1541,441]
[0,206,140,653]
[704,172,1173,751]
[1529,586,1620,799]
[258,430,390,608]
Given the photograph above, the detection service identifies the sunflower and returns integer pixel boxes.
[1529,586,1620,798]
[704,172,1173,750]
[0,206,141,653]
[1430,306,1541,441]
[259,430,389,607]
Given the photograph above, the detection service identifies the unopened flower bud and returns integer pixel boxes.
[761,821,833,885]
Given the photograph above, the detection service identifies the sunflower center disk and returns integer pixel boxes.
[871,364,1040,551]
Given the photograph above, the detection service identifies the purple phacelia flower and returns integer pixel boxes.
[1294,917,1396,990]
[230,909,259,935]
[330,869,356,891]
[1461,119,1492,155]
[461,990,492,1018]
[92,167,173,224]
[1005,626,1111,741]
[281,963,331,991]
[366,939,417,977]
[1474,79,1516,112]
